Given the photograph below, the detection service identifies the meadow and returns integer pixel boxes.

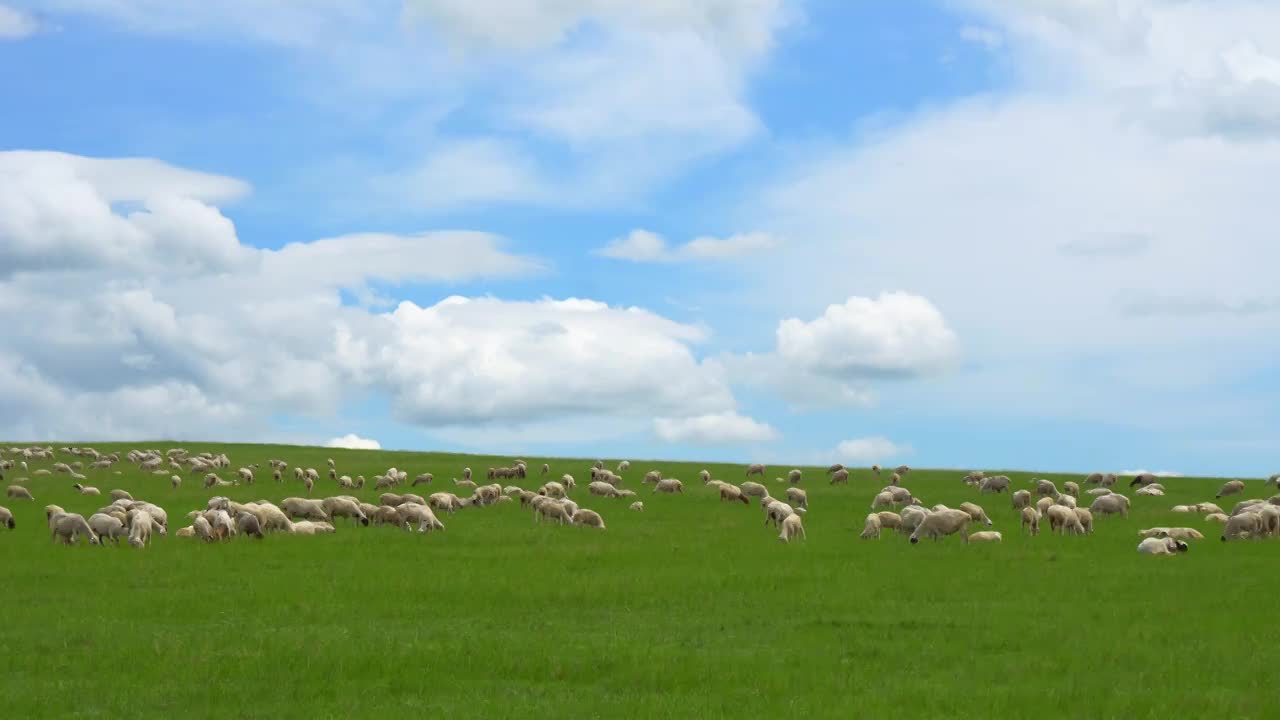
[1,442,1276,719]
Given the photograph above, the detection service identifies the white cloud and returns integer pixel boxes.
[0,3,37,38]
[595,229,777,263]
[326,433,382,450]
[653,411,778,445]
[835,436,911,464]
[959,25,1002,49]
[1121,469,1182,478]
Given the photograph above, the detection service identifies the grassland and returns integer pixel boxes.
[0,442,1276,719]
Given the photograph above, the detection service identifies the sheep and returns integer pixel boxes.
[1046,505,1083,535]
[73,483,100,496]
[399,503,445,533]
[1086,488,1112,496]
[829,468,850,485]
[1011,490,1031,510]
[871,491,896,510]
[1100,473,1118,487]
[654,478,683,494]
[1195,502,1224,515]
[237,467,255,485]
[588,481,624,498]
[1129,472,1159,487]
[236,512,264,539]
[1090,493,1130,519]
[1229,499,1264,516]
[1035,496,1055,516]
[412,473,434,487]
[1020,507,1041,536]
[1139,527,1205,542]
[958,502,993,526]
[6,485,33,501]
[1063,481,1080,498]
[462,467,472,482]
[745,463,766,478]
[889,472,901,486]
[643,470,662,484]
[740,481,768,499]
[778,513,805,542]
[1216,480,1246,499]
[618,461,631,472]
[1073,508,1094,534]
[896,465,911,475]
[427,493,464,514]
[785,487,808,509]
[910,509,971,544]
[871,464,881,475]
[762,498,795,528]
[962,471,985,486]
[629,501,644,512]
[697,470,711,484]
[88,513,127,543]
[561,474,577,490]
[170,475,182,489]
[1055,494,1078,509]
[876,511,902,532]
[885,486,914,503]
[280,497,329,522]
[534,499,574,525]
[572,508,606,529]
[290,520,336,535]
[1204,513,1230,524]
[827,463,845,475]
[719,483,750,505]
[109,489,133,502]
[1135,485,1165,497]
[50,512,99,545]
[0,505,12,529]
[321,497,370,526]
[968,531,1002,543]
[1085,472,1104,485]
[860,513,883,539]
[1138,536,1188,555]
[1034,479,1060,498]
[979,475,1010,493]
[541,463,551,476]
[787,469,802,485]
[538,481,566,499]
[1171,505,1193,513]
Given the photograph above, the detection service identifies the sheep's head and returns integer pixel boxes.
[1175,541,1189,552]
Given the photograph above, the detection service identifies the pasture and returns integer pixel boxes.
[1,442,1276,719]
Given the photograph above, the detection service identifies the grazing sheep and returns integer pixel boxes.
[572,508,605,529]
[871,464,881,475]
[280,497,329,522]
[829,468,850,485]
[1035,497,1055,516]
[412,473,434,487]
[889,472,901,486]
[6,485,33,501]
[719,483,750,505]
[170,475,182,489]
[462,467,472,482]
[236,512,264,539]
[654,478,683,494]
[1073,508,1094,534]
[1138,536,1188,555]
[109,489,133,502]
[1090,494,1130,519]
[1063,481,1080,498]
[1129,472,1159,487]
[778,513,805,542]
[427,493,464,514]
[968,531,1002,543]
[895,465,910,475]
[50,512,99,545]
[400,503,445,532]
[73,483,100,496]
[321,497,370,526]
[1034,479,1060,498]
[588,481,624,498]
[534,499,574,525]
[618,461,631,472]
[1085,472,1104,485]
[860,513,882,539]
[910,509,971,544]
[787,469,802,485]
[629,501,644,512]
[785,487,808,509]
[877,511,902,532]
[1055,494,1078,509]
[762,499,795,528]
[643,470,662,484]
[1011,490,1031,510]
[0,505,12,529]
[193,516,216,542]
[538,481,566,499]
[697,470,711,484]
[1046,505,1083,535]
[88,513,127,543]
[827,463,845,475]
[871,491,896,510]
[1216,480,1246,499]
[979,475,1010,493]
[884,486,914,503]
[1020,507,1041,536]
[561,474,577,490]
[1100,473,1118,487]
[958,502,993,526]
[740,481,768,499]
[746,463,766,478]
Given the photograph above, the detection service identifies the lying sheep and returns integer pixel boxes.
[1086,488,1112,496]
[1204,512,1230,524]
[629,501,644,512]
[910,509,971,544]
[290,520,336,535]
[1135,485,1165,497]
[968,531,1002,543]
[778,513,805,542]
[1171,505,1193,513]
[73,483,100,496]
[6,485,33,501]
[1139,527,1204,541]
[1195,502,1224,515]
[1138,536,1188,555]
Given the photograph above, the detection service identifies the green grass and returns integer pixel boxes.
[0,442,1275,719]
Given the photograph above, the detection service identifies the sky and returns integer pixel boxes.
[1,0,1277,477]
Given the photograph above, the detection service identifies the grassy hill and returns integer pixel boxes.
[1,442,1275,719]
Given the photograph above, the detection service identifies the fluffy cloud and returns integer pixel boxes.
[595,229,777,262]
[835,436,911,464]
[0,149,748,443]
[1121,469,1182,478]
[326,434,382,450]
[653,411,778,445]
[0,3,37,38]
[722,292,958,410]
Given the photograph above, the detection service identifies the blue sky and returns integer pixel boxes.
[2,1,1278,477]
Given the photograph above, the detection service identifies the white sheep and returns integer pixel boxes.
[1073,508,1094,534]
[1215,480,1246,499]
[958,502,993,526]
[1139,527,1204,541]
[1138,535,1188,555]
[6,485,34,501]
[778,513,805,542]
[910,509,971,544]
[1135,485,1165,497]
[787,469,802,485]
[1011,490,1031,510]
[629,501,644,512]
[0,505,12,529]
[654,478,683,494]
[1020,507,1040,536]
[50,512,99,545]
[73,483,100,496]
[1086,488,1112,496]
[968,531,1002,543]
[860,513,882,539]
[829,468,850,485]
[719,483,750,505]
[785,487,808,509]
[1221,512,1260,541]
[572,508,606,529]
[979,475,1010,493]
[1089,493,1130,518]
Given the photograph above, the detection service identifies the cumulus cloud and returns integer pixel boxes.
[1121,469,1182,478]
[326,434,382,450]
[835,436,911,464]
[595,229,777,262]
[0,3,37,38]
[653,411,778,445]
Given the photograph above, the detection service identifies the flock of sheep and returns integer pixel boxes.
[3,445,1279,554]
